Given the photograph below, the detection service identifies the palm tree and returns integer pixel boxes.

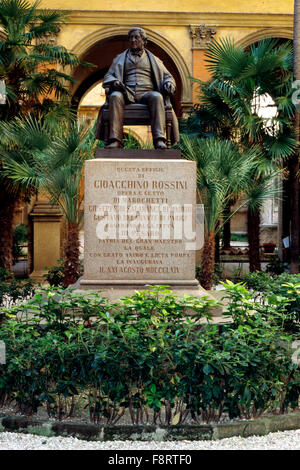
[180,79,235,254]
[185,38,297,272]
[0,0,81,120]
[0,116,96,286]
[181,136,282,289]
[0,0,84,273]
[41,126,95,286]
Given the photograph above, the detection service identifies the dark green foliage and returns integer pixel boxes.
[123,133,142,149]
[12,223,28,263]
[0,0,84,120]
[0,284,299,423]
[0,267,10,282]
[224,274,300,331]
[230,233,248,242]
[44,259,83,288]
[13,224,28,244]
[0,278,35,309]
[44,259,65,287]
[242,271,300,295]
[265,256,288,275]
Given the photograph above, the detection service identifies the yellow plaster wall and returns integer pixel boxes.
[58,25,99,51]
[39,0,292,14]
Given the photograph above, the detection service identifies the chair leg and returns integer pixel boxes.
[104,120,109,147]
[166,118,172,149]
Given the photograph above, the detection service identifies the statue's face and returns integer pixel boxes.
[129,31,144,51]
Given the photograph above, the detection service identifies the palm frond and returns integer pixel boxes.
[205,37,248,79]
[245,169,283,212]
[29,44,82,68]
[263,133,298,161]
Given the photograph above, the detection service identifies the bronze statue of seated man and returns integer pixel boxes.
[97,27,179,149]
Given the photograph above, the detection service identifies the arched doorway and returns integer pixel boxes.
[236,29,293,49]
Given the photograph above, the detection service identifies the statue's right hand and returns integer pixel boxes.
[113,80,123,91]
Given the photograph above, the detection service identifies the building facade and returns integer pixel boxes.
[47,1,294,122]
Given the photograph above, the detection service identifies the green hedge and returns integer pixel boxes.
[0,283,299,425]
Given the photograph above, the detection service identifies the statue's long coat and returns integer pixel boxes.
[95,49,180,144]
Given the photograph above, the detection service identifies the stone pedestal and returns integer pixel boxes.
[29,199,63,281]
[80,150,222,315]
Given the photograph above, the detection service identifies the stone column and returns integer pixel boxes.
[29,197,63,281]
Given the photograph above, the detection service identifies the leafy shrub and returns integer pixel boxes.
[240,271,272,292]
[44,258,83,287]
[241,271,300,294]
[0,284,299,424]
[0,268,10,282]
[0,278,35,309]
[6,286,112,330]
[239,272,300,328]
[222,276,300,330]
[44,259,65,287]
[265,256,288,275]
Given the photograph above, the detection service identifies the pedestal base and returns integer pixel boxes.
[80,151,223,317]
[29,199,63,280]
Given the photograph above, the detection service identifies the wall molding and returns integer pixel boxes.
[58,10,293,28]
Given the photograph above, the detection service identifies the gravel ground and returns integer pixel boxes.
[0,429,300,450]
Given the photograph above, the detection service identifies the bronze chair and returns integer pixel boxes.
[102,87,174,148]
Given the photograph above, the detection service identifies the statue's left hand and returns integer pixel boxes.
[164,82,175,95]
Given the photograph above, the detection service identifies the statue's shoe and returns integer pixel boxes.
[105,141,122,149]
[155,139,167,149]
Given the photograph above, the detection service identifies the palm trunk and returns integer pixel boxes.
[215,231,220,263]
[247,207,261,272]
[200,230,215,290]
[291,0,300,273]
[63,222,80,287]
[0,188,16,275]
[222,203,231,250]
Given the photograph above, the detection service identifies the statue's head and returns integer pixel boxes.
[128,27,147,50]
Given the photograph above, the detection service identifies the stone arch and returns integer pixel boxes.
[236,28,293,49]
[71,25,193,111]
